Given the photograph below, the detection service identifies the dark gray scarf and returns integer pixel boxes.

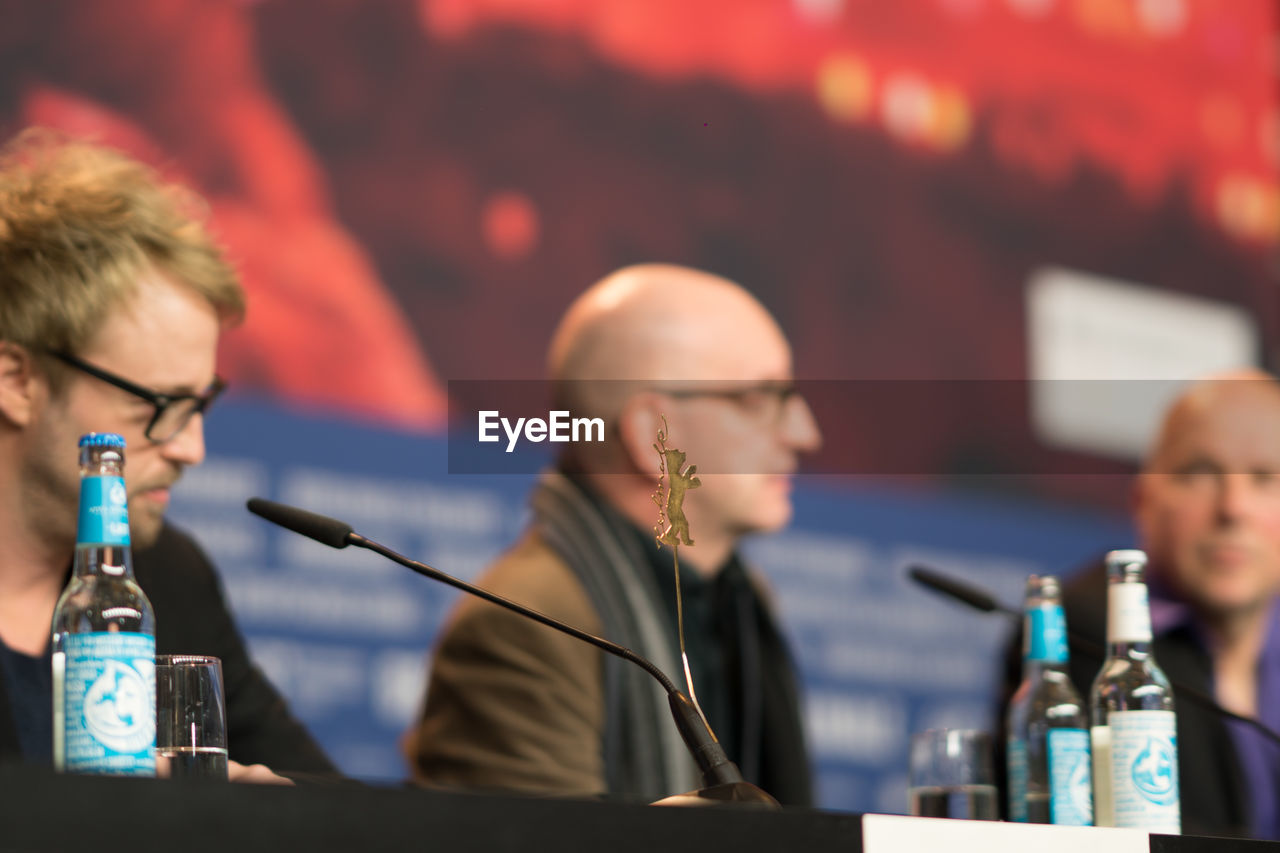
[531,470,815,806]
[529,471,699,800]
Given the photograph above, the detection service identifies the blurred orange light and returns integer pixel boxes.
[817,55,874,123]
[931,88,973,150]
[1215,175,1278,242]
[1074,0,1138,38]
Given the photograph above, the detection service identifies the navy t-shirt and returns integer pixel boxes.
[0,641,51,762]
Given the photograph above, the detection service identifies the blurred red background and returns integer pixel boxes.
[0,0,1274,505]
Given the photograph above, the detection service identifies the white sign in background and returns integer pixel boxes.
[1026,266,1258,461]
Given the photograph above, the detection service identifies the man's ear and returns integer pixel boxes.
[615,393,666,478]
[0,342,45,428]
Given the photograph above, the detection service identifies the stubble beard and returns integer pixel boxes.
[127,498,166,550]
[20,434,82,558]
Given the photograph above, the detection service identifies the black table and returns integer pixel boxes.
[0,766,1273,852]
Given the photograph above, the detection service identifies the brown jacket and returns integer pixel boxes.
[404,531,676,796]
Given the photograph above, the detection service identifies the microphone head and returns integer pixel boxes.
[907,565,1005,614]
[246,497,354,549]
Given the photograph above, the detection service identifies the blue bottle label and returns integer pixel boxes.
[1007,736,1029,822]
[77,476,131,547]
[1047,728,1093,825]
[1027,604,1069,663]
[62,632,155,775]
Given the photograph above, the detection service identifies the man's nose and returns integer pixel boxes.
[1216,473,1254,523]
[781,393,822,453]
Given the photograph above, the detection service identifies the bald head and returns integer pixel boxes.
[542,264,819,566]
[549,264,790,417]
[546,264,820,566]
[1134,368,1280,622]
[1144,369,1280,475]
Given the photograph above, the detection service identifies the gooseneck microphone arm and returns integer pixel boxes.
[352,534,740,786]
[352,532,679,693]
[246,497,768,802]
[907,564,1280,748]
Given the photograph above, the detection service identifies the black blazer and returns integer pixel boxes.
[0,524,337,775]
[999,560,1250,838]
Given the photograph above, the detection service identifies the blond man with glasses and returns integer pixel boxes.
[0,130,335,781]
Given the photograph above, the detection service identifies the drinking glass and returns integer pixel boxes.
[907,729,998,820]
[155,655,229,781]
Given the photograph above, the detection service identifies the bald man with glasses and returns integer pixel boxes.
[405,264,821,804]
[0,131,335,780]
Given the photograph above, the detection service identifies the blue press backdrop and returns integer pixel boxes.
[168,398,1132,813]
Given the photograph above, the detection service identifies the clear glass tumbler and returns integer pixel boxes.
[155,655,228,781]
[907,729,998,820]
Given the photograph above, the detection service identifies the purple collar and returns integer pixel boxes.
[1145,571,1280,840]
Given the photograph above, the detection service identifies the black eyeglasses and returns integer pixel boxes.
[655,381,802,425]
[47,350,227,443]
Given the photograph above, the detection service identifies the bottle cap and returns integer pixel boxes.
[1025,573,1061,597]
[1105,549,1147,568]
[78,433,126,449]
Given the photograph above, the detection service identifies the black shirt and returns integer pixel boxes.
[629,526,769,786]
[0,642,51,763]
[0,524,337,775]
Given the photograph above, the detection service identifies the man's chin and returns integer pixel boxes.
[742,500,793,535]
[1193,584,1276,620]
[128,513,165,551]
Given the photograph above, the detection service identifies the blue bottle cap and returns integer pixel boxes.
[78,433,126,449]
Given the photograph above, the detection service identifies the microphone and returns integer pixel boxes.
[246,497,777,806]
[906,565,1009,616]
[246,498,354,549]
[907,564,1280,748]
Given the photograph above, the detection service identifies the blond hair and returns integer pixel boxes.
[0,129,244,361]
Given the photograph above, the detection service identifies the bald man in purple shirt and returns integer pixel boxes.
[1019,371,1280,838]
[1131,370,1280,839]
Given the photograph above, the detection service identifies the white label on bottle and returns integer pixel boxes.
[1108,710,1179,833]
[1107,584,1152,643]
[51,651,65,770]
[1047,728,1093,825]
[1091,725,1114,826]
[62,632,155,775]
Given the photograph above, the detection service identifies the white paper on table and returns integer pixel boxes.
[861,814,1149,853]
